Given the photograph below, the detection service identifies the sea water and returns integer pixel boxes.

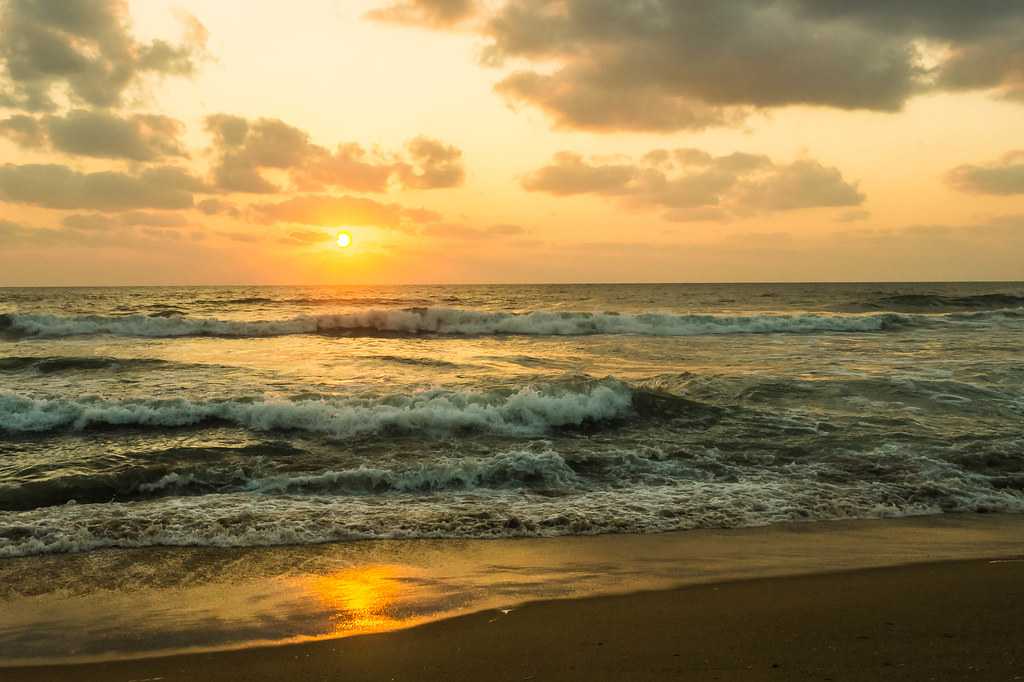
[1,282,1022,557]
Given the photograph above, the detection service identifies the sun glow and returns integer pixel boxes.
[336,231,352,248]
[303,565,420,635]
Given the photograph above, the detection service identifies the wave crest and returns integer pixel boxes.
[0,380,634,438]
[0,308,914,339]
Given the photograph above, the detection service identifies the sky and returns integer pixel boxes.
[1,0,1023,285]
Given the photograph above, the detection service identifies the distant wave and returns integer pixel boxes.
[865,293,1024,311]
[0,380,634,438]
[0,307,924,339]
[0,356,169,374]
[146,308,188,318]
[194,296,435,307]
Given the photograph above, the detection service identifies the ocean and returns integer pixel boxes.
[1,282,1022,558]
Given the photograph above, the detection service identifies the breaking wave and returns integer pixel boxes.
[0,380,634,438]
[3,469,1021,557]
[0,308,918,339]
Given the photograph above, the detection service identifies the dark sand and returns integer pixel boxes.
[6,558,1022,681]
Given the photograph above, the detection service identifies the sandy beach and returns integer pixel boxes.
[4,556,1022,681]
[2,515,1023,680]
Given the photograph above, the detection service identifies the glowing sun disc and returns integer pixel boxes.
[336,231,352,248]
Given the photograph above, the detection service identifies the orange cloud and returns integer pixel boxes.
[204,115,465,194]
[253,194,440,229]
[948,151,1024,195]
[523,148,864,221]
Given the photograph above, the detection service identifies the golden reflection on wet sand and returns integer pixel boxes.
[5,516,1024,665]
[301,564,433,636]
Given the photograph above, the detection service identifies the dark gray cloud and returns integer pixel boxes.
[948,152,1024,195]
[523,148,864,219]
[787,2,1024,40]
[366,0,476,27]
[398,137,465,189]
[501,3,904,127]
[937,36,1024,101]
[494,72,739,131]
[1,110,188,161]
[0,114,45,147]
[0,163,205,210]
[489,1,919,131]
[0,0,208,111]
[205,115,340,193]
[210,154,279,194]
[207,115,310,168]
[204,115,307,193]
[43,110,187,160]
[371,0,1024,131]
[205,115,465,193]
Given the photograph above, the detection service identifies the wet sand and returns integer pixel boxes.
[5,557,1023,681]
[3,514,1024,665]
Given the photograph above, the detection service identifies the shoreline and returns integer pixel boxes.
[4,557,1022,681]
[1,513,1023,671]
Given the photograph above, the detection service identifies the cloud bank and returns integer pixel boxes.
[253,194,441,230]
[367,0,477,27]
[523,148,864,220]
[948,152,1024,195]
[0,110,188,160]
[204,115,466,194]
[0,163,205,210]
[372,0,1024,131]
[0,0,207,112]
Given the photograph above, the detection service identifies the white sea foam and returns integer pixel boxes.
[3,474,1021,557]
[126,451,581,497]
[2,436,1022,557]
[0,381,633,437]
[0,308,914,339]
[246,450,580,494]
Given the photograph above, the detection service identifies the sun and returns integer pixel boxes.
[336,231,352,248]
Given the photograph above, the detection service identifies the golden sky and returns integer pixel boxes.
[1,0,1023,284]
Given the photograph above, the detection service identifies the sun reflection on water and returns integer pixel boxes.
[303,564,421,635]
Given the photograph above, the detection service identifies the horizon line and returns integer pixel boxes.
[1,279,1022,289]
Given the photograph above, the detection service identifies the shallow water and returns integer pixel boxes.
[1,515,1021,664]
[1,282,1022,556]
